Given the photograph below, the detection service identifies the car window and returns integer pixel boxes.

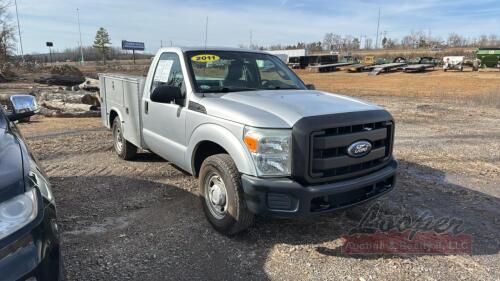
[150,52,185,94]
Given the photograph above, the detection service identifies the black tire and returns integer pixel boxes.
[19,116,31,123]
[199,154,254,235]
[112,117,137,160]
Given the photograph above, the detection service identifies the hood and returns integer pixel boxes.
[0,127,25,201]
[199,90,383,128]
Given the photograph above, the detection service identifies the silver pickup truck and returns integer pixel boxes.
[100,47,397,235]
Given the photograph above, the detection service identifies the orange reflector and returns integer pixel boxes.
[244,136,258,152]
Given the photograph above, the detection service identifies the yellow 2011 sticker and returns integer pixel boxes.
[191,54,220,63]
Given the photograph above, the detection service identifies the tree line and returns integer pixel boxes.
[257,31,500,53]
[24,27,151,64]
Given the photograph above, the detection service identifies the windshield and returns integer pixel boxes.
[186,51,307,93]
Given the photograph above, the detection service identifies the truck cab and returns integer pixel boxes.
[99,47,397,235]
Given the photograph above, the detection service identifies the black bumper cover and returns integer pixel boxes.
[242,159,397,218]
[0,204,60,281]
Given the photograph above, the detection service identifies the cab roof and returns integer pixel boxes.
[157,46,268,54]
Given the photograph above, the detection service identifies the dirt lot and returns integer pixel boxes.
[12,70,500,280]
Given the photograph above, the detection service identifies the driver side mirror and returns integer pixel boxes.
[7,95,38,122]
[151,85,183,105]
[306,84,316,90]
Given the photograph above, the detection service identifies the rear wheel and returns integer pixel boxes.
[199,154,254,235]
[112,117,137,160]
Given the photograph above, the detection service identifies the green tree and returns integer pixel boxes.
[93,27,111,64]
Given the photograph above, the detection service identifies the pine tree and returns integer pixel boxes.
[93,27,111,64]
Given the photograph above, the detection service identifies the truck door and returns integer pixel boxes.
[142,52,187,166]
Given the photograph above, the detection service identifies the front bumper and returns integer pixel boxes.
[242,159,397,218]
[0,205,60,281]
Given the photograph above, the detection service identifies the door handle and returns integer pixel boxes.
[145,101,149,114]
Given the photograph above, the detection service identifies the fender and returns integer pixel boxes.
[107,107,124,129]
[186,123,257,176]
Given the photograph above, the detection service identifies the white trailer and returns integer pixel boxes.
[266,49,308,63]
[443,56,465,71]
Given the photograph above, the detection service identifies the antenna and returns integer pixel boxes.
[14,0,24,62]
[204,16,209,50]
[375,8,380,49]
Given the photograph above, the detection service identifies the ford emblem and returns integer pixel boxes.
[347,140,372,158]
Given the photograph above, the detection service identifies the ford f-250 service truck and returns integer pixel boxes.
[99,47,397,235]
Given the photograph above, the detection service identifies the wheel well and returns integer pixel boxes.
[193,141,228,177]
[109,110,118,127]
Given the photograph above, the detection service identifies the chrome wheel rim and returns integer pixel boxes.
[113,123,124,153]
[204,172,228,220]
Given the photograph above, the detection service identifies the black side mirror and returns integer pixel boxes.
[306,84,316,90]
[7,95,38,122]
[151,85,182,104]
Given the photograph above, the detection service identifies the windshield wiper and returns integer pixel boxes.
[210,87,259,93]
[269,86,301,90]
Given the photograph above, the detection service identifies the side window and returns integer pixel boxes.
[150,52,185,93]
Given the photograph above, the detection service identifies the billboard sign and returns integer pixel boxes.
[122,40,145,51]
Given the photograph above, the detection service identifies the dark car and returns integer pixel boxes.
[0,95,61,280]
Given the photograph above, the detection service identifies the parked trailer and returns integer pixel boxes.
[288,55,338,69]
[401,57,436,73]
[366,62,407,75]
[343,64,366,72]
[476,48,500,69]
[307,62,353,73]
[443,56,464,71]
[267,49,308,63]
[402,64,434,72]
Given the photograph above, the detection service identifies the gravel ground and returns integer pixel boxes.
[18,95,500,281]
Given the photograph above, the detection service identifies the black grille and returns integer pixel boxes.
[309,121,393,182]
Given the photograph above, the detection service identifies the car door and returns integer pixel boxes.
[142,52,187,166]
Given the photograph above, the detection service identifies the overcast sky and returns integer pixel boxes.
[12,0,500,54]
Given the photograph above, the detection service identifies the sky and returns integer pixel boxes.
[10,0,500,54]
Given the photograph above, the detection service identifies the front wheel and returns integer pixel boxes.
[199,154,254,235]
[112,117,137,160]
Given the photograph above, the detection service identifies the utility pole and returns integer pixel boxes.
[375,8,381,49]
[46,42,54,64]
[160,40,163,48]
[204,16,209,50]
[77,8,85,65]
[14,0,24,62]
[249,29,253,48]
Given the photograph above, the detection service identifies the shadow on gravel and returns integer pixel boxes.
[52,159,500,280]
[247,159,500,260]
[132,152,167,162]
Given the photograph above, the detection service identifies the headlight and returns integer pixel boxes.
[243,127,292,177]
[0,188,39,240]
